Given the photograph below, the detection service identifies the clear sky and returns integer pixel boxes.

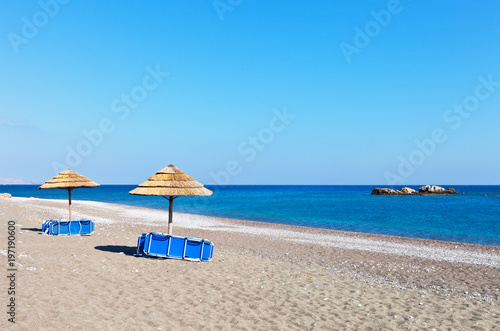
[1,0,499,185]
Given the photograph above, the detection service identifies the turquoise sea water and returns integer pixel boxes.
[3,185,500,246]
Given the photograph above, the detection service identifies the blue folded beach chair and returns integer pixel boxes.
[78,220,94,235]
[42,219,95,236]
[136,232,213,262]
[137,233,147,255]
[42,220,58,234]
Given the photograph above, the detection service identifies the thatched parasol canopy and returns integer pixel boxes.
[39,169,100,219]
[129,165,212,234]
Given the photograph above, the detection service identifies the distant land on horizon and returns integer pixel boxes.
[0,178,41,185]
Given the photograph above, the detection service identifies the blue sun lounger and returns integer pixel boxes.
[136,232,213,262]
[42,219,95,236]
[42,220,56,234]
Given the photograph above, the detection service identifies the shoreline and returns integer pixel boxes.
[1,196,499,329]
[8,196,500,283]
[18,195,500,249]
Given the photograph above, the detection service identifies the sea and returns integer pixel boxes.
[3,185,500,247]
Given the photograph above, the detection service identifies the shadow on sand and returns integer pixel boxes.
[22,227,43,233]
[94,245,137,256]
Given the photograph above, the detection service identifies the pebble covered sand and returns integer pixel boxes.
[1,196,499,330]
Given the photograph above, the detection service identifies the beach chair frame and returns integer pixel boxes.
[137,232,213,262]
[43,219,95,236]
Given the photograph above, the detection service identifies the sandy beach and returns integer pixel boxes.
[1,196,499,330]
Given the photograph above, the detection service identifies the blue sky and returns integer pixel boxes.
[1,0,499,185]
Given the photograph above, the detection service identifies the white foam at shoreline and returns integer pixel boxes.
[16,197,500,267]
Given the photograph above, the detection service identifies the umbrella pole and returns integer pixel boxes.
[168,196,174,235]
[68,188,72,220]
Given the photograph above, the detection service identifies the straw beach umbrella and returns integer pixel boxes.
[39,169,100,219]
[129,165,212,235]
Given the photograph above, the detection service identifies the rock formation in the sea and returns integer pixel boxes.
[371,185,457,195]
[400,187,417,194]
[418,185,457,194]
[371,188,401,195]
[0,193,12,198]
